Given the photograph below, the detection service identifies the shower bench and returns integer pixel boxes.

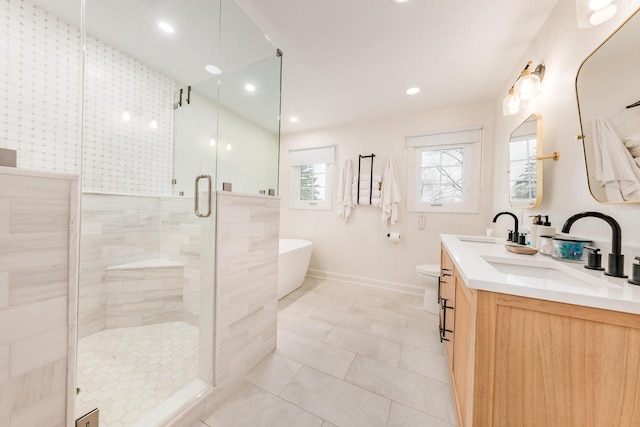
[105,258,184,329]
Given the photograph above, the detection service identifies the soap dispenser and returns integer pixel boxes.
[536,215,556,241]
[529,215,542,248]
[629,257,640,286]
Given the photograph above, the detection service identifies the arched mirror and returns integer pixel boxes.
[509,114,543,208]
[576,7,640,204]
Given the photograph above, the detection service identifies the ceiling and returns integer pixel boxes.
[233,0,561,134]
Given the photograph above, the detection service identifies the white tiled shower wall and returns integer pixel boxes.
[0,0,177,195]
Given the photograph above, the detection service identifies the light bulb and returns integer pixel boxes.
[245,83,256,92]
[406,87,420,95]
[514,73,541,101]
[589,4,617,26]
[588,0,613,11]
[502,90,521,116]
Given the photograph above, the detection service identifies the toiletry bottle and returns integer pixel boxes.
[529,215,542,248]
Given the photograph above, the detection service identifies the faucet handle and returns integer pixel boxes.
[584,246,605,271]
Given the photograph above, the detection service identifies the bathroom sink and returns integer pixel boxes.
[482,256,621,290]
[456,236,497,244]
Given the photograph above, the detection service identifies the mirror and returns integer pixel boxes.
[576,7,640,204]
[509,113,543,208]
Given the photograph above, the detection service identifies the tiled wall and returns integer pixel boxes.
[79,193,202,337]
[106,265,184,329]
[0,168,77,427]
[1,0,176,195]
[83,35,176,195]
[0,0,81,173]
[215,192,279,385]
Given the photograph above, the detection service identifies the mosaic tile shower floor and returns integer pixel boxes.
[75,321,199,427]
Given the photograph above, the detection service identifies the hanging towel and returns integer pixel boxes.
[381,158,401,225]
[359,197,381,207]
[337,158,355,222]
[592,117,640,201]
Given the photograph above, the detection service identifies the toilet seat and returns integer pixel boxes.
[416,264,440,278]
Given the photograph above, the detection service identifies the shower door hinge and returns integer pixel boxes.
[172,179,177,185]
[76,408,99,427]
[276,48,283,57]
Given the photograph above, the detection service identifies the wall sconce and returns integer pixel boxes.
[576,0,630,28]
[502,61,546,116]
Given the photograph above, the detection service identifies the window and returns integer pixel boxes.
[406,127,482,213]
[289,146,334,209]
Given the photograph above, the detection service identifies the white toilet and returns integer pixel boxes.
[416,264,441,314]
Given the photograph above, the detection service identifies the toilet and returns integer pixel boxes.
[416,264,441,314]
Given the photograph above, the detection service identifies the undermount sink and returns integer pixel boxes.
[482,256,621,290]
[456,236,497,244]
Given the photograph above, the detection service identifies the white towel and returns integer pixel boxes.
[592,118,640,201]
[358,197,381,207]
[353,174,382,183]
[352,189,381,198]
[337,159,355,222]
[381,158,401,225]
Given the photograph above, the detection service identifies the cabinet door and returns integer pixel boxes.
[488,294,640,427]
[453,272,476,427]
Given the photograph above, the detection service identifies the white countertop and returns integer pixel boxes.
[441,234,640,315]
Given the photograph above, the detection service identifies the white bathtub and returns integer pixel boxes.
[278,239,312,299]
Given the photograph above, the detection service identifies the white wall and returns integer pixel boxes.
[280,103,494,288]
[491,0,640,267]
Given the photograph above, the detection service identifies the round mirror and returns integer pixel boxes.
[509,113,543,208]
[576,7,640,203]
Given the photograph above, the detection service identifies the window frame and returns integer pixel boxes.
[290,162,333,210]
[406,128,482,213]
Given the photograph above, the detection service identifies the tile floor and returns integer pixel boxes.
[204,278,457,427]
[76,321,199,426]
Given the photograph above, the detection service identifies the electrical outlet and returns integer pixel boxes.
[76,409,99,427]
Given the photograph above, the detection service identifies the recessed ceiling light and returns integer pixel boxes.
[392,0,411,3]
[149,120,158,129]
[290,116,299,123]
[158,21,175,34]
[121,111,131,121]
[226,143,232,151]
[205,64,221,75]
[209,138,216,146]
[406,87,420,95]
[245,83,256,92]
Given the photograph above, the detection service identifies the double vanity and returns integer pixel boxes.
[439,234,640,427]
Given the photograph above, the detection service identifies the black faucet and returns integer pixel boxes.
[493,211,519,243]
[561,211,627,278]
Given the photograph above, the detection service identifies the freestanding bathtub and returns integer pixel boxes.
[278,239,313,299]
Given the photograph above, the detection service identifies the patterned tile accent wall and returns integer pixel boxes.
[105,265,184,329]
[79,194,202,337]
[83,35,176,195]
[215,193,279,385]
[0,0,81,173]
[0,168,77,427]
[1,0,176,195]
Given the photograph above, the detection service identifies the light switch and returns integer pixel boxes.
[418,214,425,230]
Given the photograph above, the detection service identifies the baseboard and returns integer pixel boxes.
[306,268,424,296]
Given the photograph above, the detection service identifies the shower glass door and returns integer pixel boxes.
[76,0,220,425]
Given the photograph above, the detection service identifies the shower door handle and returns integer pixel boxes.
[194,175,212,218]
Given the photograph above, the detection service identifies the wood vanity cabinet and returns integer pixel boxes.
[440,245,640,427]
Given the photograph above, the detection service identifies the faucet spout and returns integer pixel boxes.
[493,211,519,243]
[561,211,627,278]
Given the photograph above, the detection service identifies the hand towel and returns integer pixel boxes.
[592,117,640,201]
[351,189,381,198]
[381,158,401,225]
[337,158,355,222]
[359,197,381,207]
[353,174,382,183]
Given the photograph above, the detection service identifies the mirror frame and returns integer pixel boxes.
[509,113,543,209]
[575,6,640,205]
